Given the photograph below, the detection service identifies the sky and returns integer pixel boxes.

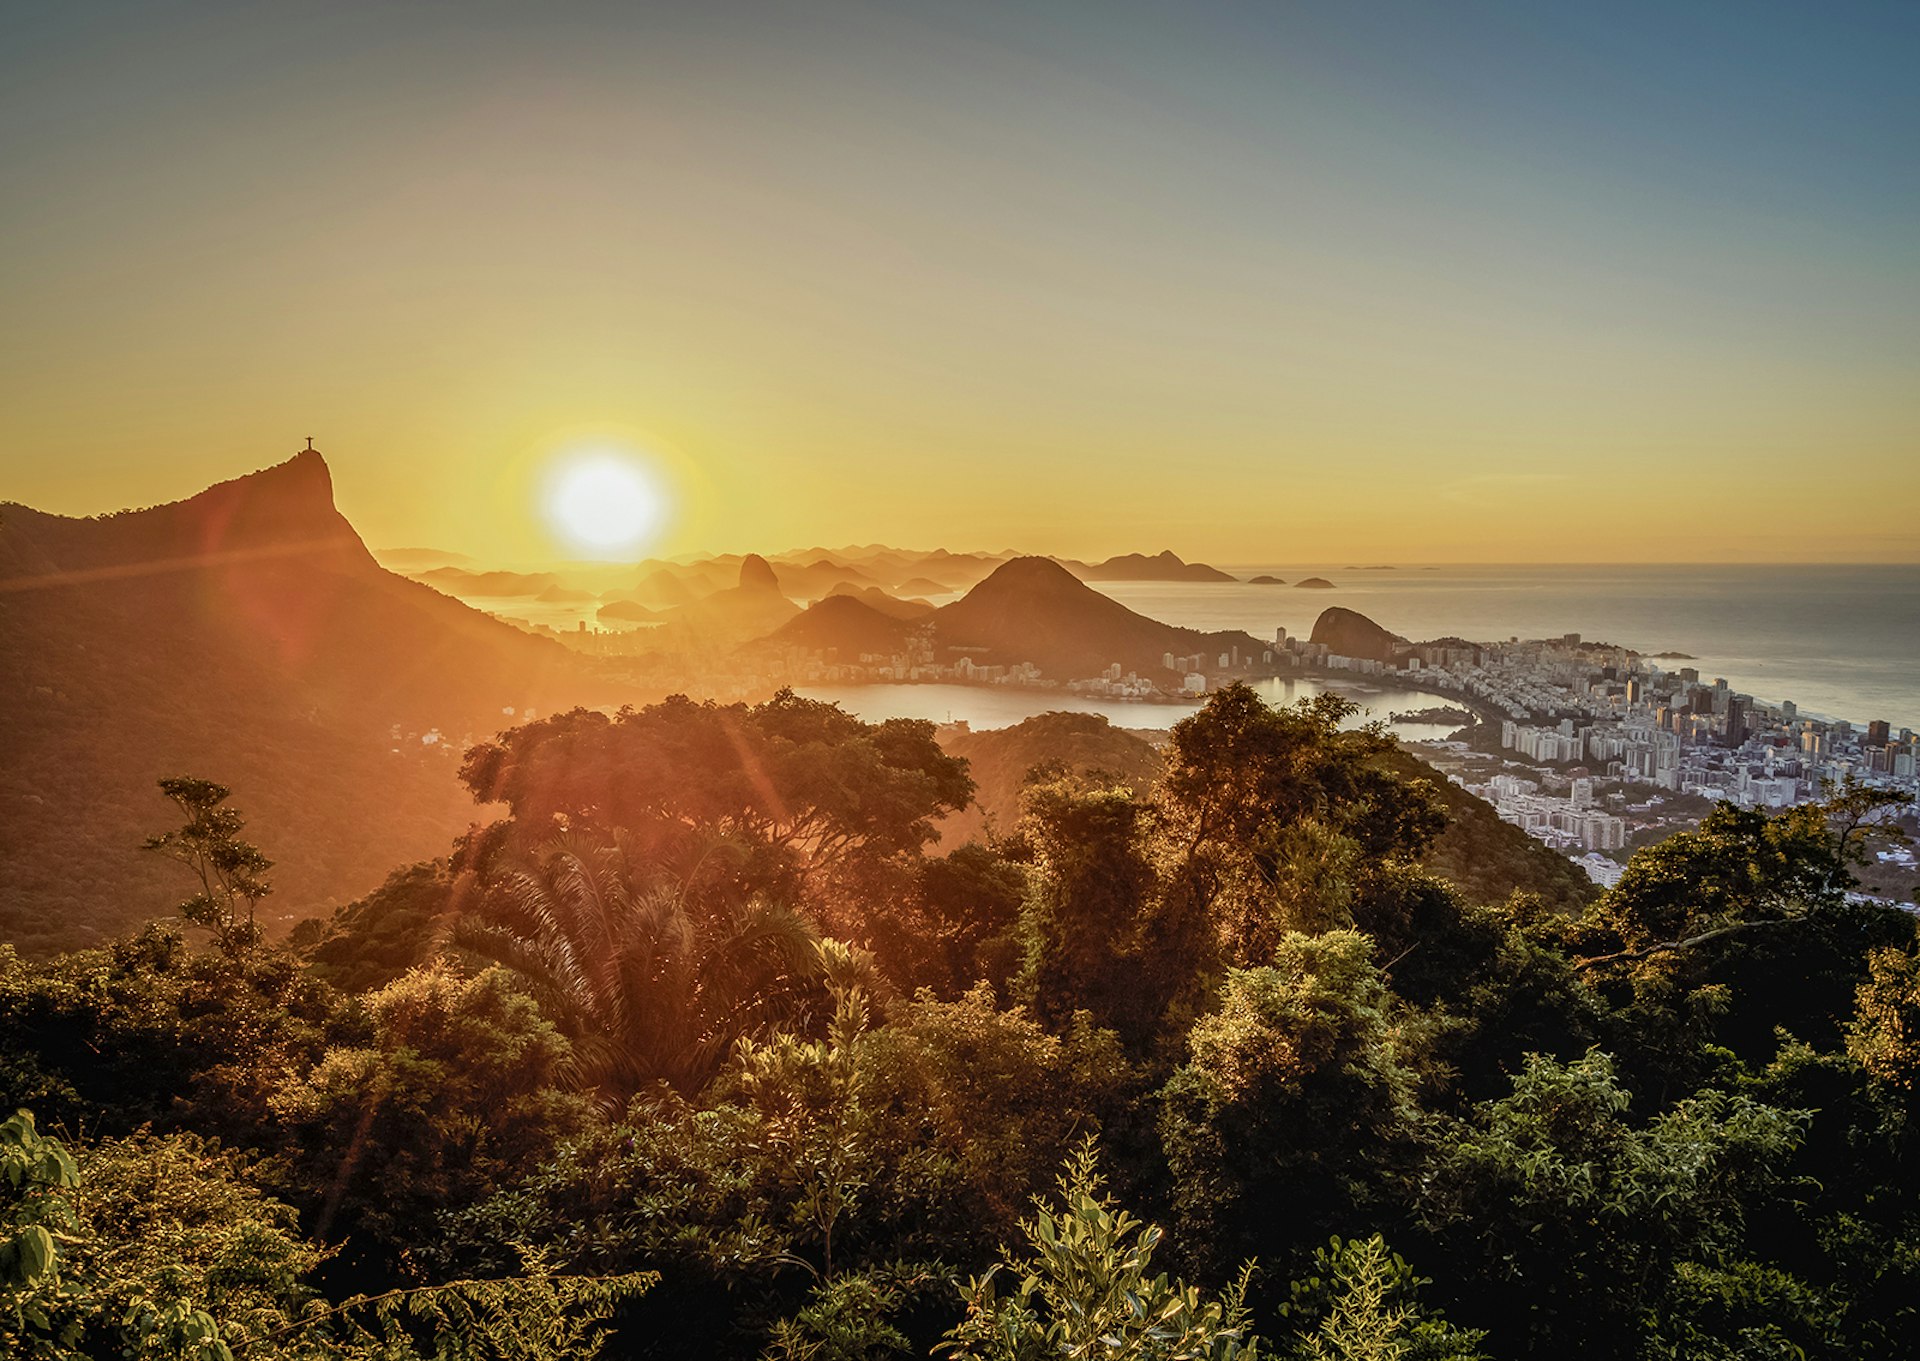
[2,0,1916,564]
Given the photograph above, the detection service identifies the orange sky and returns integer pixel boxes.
[3,4,1916,564]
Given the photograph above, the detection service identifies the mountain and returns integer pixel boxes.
[824,582,935,620]
[764,595,916,655]
[769,557,881,600]
[897,576,955,596]
[1309,606,1404,663]
[596,597,665,624]
[1066,550,1238,583]
[928,557,1262,679]
[413,567,567,597]
[0,449,624,954]
[654,554,801,642]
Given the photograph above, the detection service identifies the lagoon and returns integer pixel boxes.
[794,676,1465,743]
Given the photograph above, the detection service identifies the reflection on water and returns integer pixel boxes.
[793,679,1462,743]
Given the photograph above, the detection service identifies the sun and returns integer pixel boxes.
[542,450,666,558]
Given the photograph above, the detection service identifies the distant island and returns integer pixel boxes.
[1061,549,1238,583]
[1295,576,1335,589]
[1247,574,1286,585]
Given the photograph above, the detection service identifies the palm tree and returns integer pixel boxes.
[452,829,830,1103]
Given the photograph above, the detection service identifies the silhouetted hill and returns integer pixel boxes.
[823,582,936,620]
[0,450,624,954]
[1065,550,1237,583]
[415,567,567,597]
[655,554,800,642]
[771,557,881,600]
[1310,607,1404,662]
[929,557,1262,678]
[764,595,915,655]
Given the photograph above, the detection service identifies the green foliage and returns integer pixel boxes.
[1016,775,1165,1043]
[1847,935,1920,1096]
[3,1110,312,1361]
[272,964,591,1256]
[18,670,1920,1358]
[0,927,333,1140]
[854,987,1135,1260]
[454,831,831,1102]
[865,845,1029,999]
[1157,688,1446,970]
[939,1143,1264,1361]
[763,1262,944,1361]
[1420,1050,1808,1355]
[1372,749,1597,915]
[1159,932,1419,1277]
[1575,789,1918,1088]
[277,1252,655,1361]
[731,976,878,1279]
[1278,1236,1485,1361]
[1,1111,78,1318]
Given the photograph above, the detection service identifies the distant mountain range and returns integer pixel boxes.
[385,542,1250,618]
[765,556,1270,680]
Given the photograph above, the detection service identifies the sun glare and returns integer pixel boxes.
[543,450,666,558]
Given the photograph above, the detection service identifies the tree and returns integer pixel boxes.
[1419,1051,1808,1356]
[1158,931,1419,1279]
[938,1143,1264,1361]
[272,964,591,1261]
[1572,787,1916,1081]
[1847,937,1920,1096]
[143,777,274,956]
[1015,774,1165,1043]
[453,831,833,1103]
[455,693,971,904]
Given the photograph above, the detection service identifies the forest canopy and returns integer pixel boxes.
[4,684,1917,1359]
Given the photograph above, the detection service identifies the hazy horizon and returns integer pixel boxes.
[6,2,1918,564]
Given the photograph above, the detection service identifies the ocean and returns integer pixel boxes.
[1098,564,1920,731]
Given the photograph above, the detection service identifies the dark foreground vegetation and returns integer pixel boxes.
[4,685,1918,1359]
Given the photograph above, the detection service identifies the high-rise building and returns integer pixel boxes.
[1725,696,1749,746]
[1867,719,1891,747]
